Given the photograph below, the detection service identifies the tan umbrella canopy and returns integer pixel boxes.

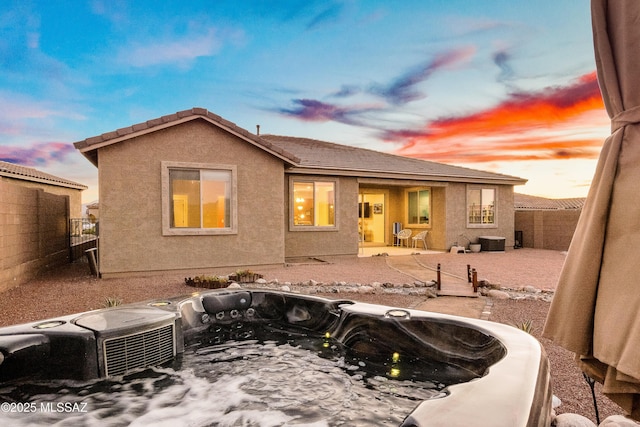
[543,0,640,419]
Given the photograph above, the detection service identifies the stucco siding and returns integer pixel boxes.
[284,176,359,258]
[444,183,516,250]
[97,119,285,276]
[426,186,446,250]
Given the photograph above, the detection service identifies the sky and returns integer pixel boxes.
[0,0,609,203]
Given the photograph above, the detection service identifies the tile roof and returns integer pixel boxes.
[261,134,527,184]
[73,107,526,185]
[74,107,300,167]
[0,160,87,190]
[514,193,586,210]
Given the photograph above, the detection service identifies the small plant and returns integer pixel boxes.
[103,296,123,307]
[512,319,535,334]
[185,275,230,289]
[234,269,254,277]
[229,269,264,283]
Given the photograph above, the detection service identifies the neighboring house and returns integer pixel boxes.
[85,201,99,222]
[73,108,527,278]
[0,161,88,291]
[514,193,586,251]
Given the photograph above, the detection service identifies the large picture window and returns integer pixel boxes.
[162,162,237,235]
[292,180,335,228]
[407,189,430,225]
[467,187,496,226]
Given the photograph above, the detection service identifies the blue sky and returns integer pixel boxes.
[1,1,608,203]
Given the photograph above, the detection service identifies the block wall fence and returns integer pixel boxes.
[0,180,70,292]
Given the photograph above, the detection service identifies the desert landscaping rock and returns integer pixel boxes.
[554,395,563,409]
[487,289,511,299]
[599,415,640,426]
[554,413,597,427]
[357,285,374,294]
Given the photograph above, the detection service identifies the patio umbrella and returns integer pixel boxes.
[543,0,640,419]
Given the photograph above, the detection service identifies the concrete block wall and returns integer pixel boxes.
[0,181,70,292]
[515,210,581,251]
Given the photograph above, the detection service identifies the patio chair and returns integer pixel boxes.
[412,230,429,249]
[396,229,412,247]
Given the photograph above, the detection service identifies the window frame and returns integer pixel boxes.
[161,161,238,236]
[289,177,338,231]
[406,187,431,227]
[466,185,497,228]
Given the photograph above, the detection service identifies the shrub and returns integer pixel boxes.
[103,296,123,307]
[512,319,535,334]
[229,270,263,283]
[185,275,230,289]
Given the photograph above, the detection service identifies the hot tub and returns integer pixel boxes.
[0,290,551,426]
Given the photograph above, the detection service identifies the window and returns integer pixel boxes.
[467,187,496,226]
[162,162,237,235]
[292,180,335,228]
[407,189,430,225]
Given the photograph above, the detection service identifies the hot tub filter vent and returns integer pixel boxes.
[103,324,175,376]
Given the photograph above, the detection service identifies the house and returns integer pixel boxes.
[0,161,88,291]
[73,108,526,278]
[514,193,586,251]
[85,201,99,222]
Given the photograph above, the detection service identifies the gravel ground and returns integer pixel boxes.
[0,248,625,424]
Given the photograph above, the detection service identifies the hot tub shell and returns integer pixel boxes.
[0,289,551,426]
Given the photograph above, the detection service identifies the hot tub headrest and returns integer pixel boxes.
[0,334,50,357]
[202,291,252,315]
[0,334,51,382]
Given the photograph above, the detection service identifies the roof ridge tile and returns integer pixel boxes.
[0,160,87,190]
[161,113,178,123]
[132,122,148,132]
[74,108,301,166]
[206,111,223,121]
[146,118,163,127]
[116,126,134,136]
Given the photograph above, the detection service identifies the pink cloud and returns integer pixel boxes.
[389,72,608,163]
[0,142,76,167]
